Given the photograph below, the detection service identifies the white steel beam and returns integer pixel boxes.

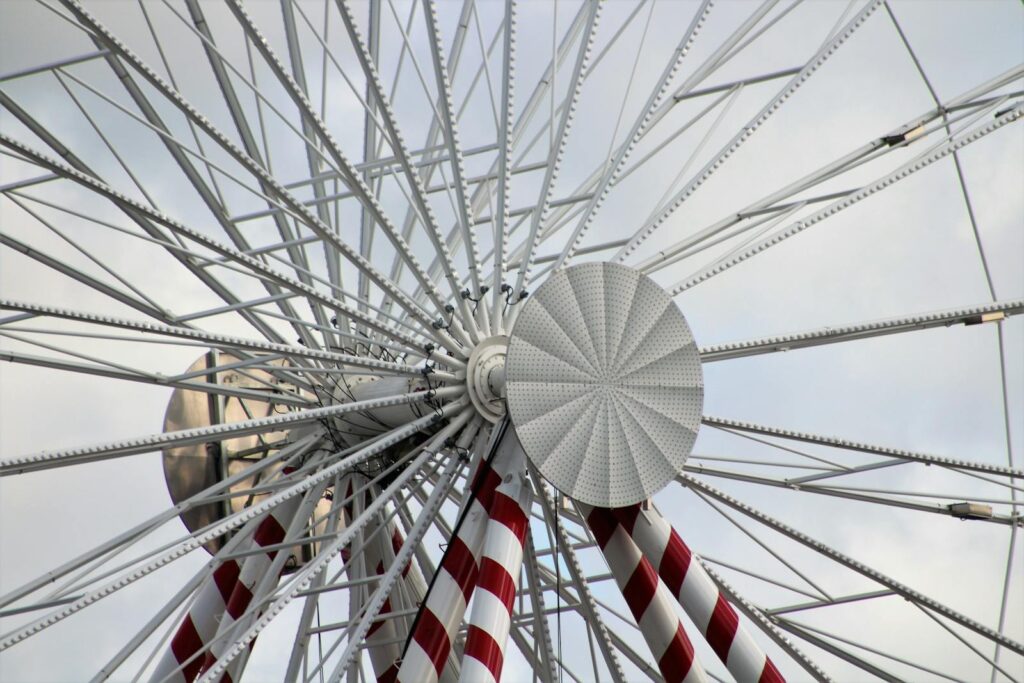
[681,475,1024,655]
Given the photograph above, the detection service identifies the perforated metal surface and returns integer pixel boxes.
[506,263,703,506]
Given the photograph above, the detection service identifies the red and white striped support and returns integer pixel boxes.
[151,489,301,683]
[459,431,532,683]
[610,504,784,683]
[396,456,502,683]
[151,548,245,682]
[363,512,428,683]
[583,506,708,683]
[390,522,429,597]
[362,515,405,683]
[196,492,307,681]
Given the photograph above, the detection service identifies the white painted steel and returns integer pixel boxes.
[0,2,1021,682]
[507,263,702,506]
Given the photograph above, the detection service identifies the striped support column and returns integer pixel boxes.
[390,523,429,595]
[459,433,531,683]
[612,505,784,683]
[339,475,360,566]
[396,458,502,683]
[196,492,307,681]
[583,506,708,683]
[364,512,428,683]
[151,550,245,682]
[152,465,317,682]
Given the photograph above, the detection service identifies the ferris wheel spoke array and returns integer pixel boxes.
[234,0,468,345]
[671,103,1023,294]
[609,0,884,266]
[60,0,467,353]
[1,0,1021,680]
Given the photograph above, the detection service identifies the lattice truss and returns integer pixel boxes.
[0,1,1022,681]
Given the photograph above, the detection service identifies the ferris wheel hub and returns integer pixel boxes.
[505,263,703,507]
[465,334,509,423]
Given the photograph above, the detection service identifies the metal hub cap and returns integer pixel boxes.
[506,263,703,507]
[466,335,509,423]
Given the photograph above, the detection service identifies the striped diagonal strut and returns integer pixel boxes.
[197,481,310,681]
[363,502,429,683]
[151,545,246,682]
[611,504,784,683]
[153,469,306,682]
[396,425,527,683]
[582,505,708,683]
[460,430,532,683]
[396,451,501,681]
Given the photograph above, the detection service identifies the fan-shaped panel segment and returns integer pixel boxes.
[506,263,703,506]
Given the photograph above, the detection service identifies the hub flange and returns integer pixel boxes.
[466,335,509,423]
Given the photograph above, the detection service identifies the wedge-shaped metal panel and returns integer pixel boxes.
[507,263,703,506]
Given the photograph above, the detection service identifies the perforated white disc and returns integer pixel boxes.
[506,262,703,507]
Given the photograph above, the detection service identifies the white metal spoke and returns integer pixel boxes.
[701,299,1023,362]
[512,0,601,298]
[489,0,516,333]
[685,464,1021,525]
[0,433,322,612]
[1,387,461,475]
[0,347,308,408]
[333,0,480,344]
[613,0,883,264]
[547,0,714,274]
[672,103,1023,294]
[420,0,487,302]
[0,300,438,379]
[702,415,1024,479]
[682,475,1024,655]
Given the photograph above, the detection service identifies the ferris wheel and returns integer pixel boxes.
[0,0,1022,681]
